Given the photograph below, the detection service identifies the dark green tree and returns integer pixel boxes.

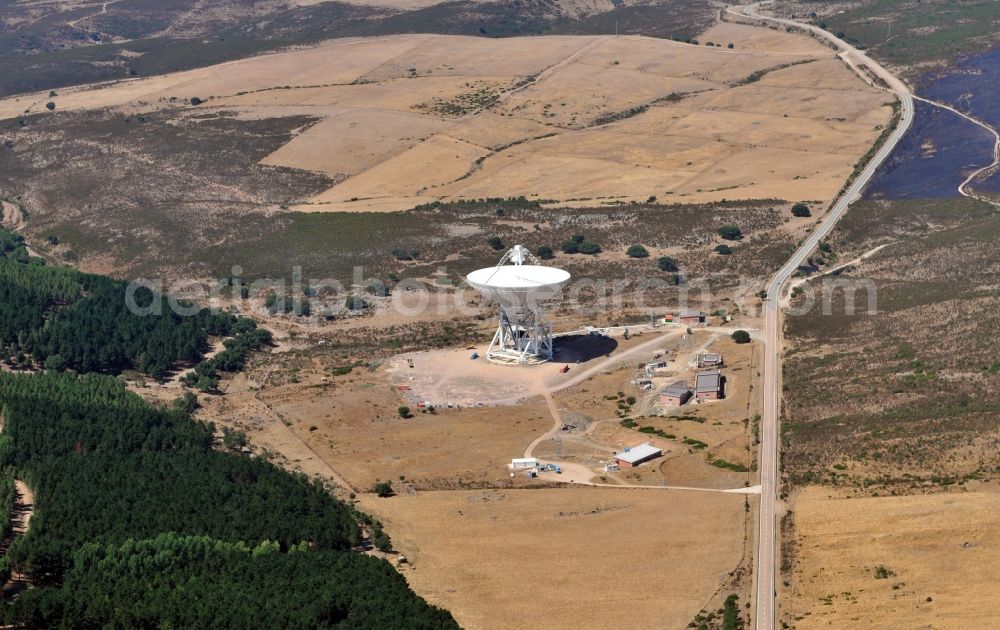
[560,240,579,254]
[791,203,812,217]
[43,354,67,372]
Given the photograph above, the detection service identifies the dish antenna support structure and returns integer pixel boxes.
[466,245,570,365]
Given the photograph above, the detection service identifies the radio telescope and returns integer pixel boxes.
[466,245,570,365]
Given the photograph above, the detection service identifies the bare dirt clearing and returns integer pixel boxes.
[786,485,1000,628]
[201,365,552,491]
[358,487,748,629]
[0,27,892,212]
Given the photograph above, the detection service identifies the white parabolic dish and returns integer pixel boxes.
[466,264,570,307]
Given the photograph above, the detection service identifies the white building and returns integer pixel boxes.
[614,443,663,468]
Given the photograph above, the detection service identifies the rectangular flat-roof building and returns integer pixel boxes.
[645,360,668,376]
[697,352,723,368]
[695,369,723,400]
[664,310,704,325]
[659,381,692,406]
[677,309,705,325]
[614,442,663,468]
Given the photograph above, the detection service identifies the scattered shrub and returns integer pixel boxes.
[657,256,679,272]
[391,248,419,261]
[365,280,387,297]
[626,244,649,258]
[345,296,368,311]
[874,565,896,579]
[718,224,743,241]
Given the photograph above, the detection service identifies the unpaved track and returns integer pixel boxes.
[546,328,684,396]
[11,481,32,537]
[728,3,916,629]
[67,1,116,28]
[0,480,35,598]
[524,328,684,461]
[911,95,1000,205]
[782,242,895,308]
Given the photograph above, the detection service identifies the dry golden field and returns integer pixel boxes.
[200,365,553,491]
[0,23,892,212]
[180,317,761,628]
[358,487,749,629]
[785,485,1000,629]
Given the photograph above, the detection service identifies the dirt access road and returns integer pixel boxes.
[524,327,684,460]
[728,3,916,629]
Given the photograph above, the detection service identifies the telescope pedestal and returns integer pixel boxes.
[485,305,554,365]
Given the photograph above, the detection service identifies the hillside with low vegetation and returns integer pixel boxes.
[769,0,1000,79]
[782,196,1000,494]
[0,23,891,282]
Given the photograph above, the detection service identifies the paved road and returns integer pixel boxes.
[726,3,916,628]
